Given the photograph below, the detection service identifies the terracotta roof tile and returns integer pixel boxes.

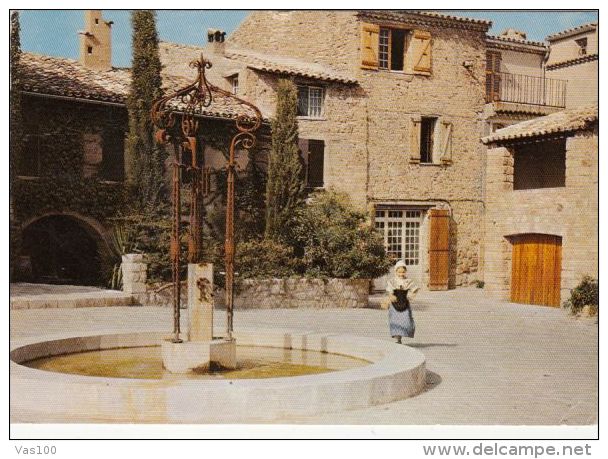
[224,49,358,84]
[486,34,547,49]
[481,105,598,144]
[20,52,260,120]
[546,22,597,41]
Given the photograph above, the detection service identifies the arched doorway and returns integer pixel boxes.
[20,215,106,286]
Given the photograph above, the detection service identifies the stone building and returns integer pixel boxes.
[12,10,264,285]
[481,105,598,306]
[546,22,598,109]
[162,11,495,289]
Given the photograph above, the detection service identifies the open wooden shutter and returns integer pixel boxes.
[439,121,453,164]
[429,209,450,290]
[486,51,502,102]
[361,23,380,69]
[412,30,432,74]
[409,116,421,163]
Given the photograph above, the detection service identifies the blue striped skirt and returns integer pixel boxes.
[388,304,415,338]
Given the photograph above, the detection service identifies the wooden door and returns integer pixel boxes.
[511,234,562,306]
[429,209,450,290]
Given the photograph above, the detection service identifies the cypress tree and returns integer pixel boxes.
[125,10,165,211]
[10,10,23,275]
[264,79,305,241]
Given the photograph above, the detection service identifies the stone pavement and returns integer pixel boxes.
[10,283,135,310]
[10,287,597,425]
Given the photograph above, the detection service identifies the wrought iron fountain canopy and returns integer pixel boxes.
[151,54,262,342]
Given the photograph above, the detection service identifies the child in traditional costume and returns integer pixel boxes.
[384,260,419,343]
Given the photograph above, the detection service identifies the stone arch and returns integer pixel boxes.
[18,212,114,286]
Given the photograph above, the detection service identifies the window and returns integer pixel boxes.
[101,129,125,181]
[360,23,431,74]
[513,139,566,190]
[374,209,422,265]
[231,75,239,95]
[410,116,452,165]
[298,139,325,188]
[18,134,43,177]
[378,28,407,71]
[575,37,588,55]
[420,117,437,163]
[297,85,324,118]
[87,46,93,54]
[486,51,502,103]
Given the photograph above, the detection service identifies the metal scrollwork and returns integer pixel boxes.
[150,53,262,343]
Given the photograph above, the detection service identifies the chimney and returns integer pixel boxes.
[79,10,113,70]
[207,28,226,55]
[499,28,527,41]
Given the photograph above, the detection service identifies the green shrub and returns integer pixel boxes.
[290,190,392,279]
[475,280,485,288]
[235,239,300,279]
[563,276,598,314]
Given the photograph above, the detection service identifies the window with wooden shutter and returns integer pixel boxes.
[411,30,432,74]
[428,209,450,290]
[409,116,421,163]
[439,121,453,165]
[361,23,380,69]
[486,51,502,102]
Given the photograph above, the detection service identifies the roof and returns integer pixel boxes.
[486,34,548,52]
[358,10,491,31]
[415,11,492,26]
[20,52,130,104]
[481,105,598,144]
[19,52,261,121]
[546,22,597,42]
[224,49,358,84]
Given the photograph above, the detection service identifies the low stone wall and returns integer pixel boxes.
[134,277,370,309]
[216,278,370,309]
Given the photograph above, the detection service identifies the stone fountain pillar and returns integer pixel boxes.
[161,263,237,373]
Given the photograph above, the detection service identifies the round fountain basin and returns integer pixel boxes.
[23,345,369,380]
[10,329,426,423]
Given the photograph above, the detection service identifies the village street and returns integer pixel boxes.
[10,286,597,425]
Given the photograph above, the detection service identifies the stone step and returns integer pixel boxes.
[10,291,136,310]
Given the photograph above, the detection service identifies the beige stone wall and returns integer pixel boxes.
[494,48,544,78]
[228,11,488,286]
[547,60,598,109]
[546,29,598,66]
[484,130,598,303]
[227,11,360,74]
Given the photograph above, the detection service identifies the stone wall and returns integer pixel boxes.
[218,278,370,309]
[484,130,598,302]
[227,11,488,286]
[134,276,369,309]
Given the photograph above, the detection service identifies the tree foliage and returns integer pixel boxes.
[264,79,305,241]
[10,10,23,275]
[125,10,165,212]
[291,190,392,279]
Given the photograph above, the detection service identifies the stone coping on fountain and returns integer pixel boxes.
[10,329,426,423]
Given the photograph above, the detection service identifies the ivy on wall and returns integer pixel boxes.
[13,177,125,224]
[13,96,128,225]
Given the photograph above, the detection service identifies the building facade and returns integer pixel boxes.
[546,22,598,109]
[482,106,598,306]
[161,11,496,289]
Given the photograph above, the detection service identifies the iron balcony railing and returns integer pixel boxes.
[486,71,567,108]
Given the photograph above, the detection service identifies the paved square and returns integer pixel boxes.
[10,287,597,425]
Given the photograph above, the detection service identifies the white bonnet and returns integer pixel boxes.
[394,260,407,271]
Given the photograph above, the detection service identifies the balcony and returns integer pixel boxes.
[486,72,567,109]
